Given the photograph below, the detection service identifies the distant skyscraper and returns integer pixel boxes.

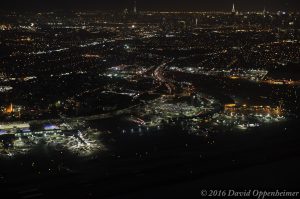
[232,3,236,14]
[134,1,137,14]
[263,7,267,15]
[123,8,129,16]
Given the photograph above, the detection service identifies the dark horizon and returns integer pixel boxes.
[1,0,299,12]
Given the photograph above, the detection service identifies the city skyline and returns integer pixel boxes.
[1,0,299,11]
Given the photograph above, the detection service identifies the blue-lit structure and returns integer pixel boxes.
[43,124,60,131]
[0,130,8,135]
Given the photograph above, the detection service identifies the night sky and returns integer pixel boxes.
[1,0,299,11]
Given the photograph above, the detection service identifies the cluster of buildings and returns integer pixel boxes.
[0,122,65,138]
[0,3,298,152]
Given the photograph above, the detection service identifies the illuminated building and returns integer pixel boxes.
[43,124,60,131]
[133,1,137,14]
[0,130,8,135]
[232,3,236,15]
[0,123,30,136]
[6,103,13,114]
[225,104,236,110]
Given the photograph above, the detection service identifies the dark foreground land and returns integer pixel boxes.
[1,120,300,199]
